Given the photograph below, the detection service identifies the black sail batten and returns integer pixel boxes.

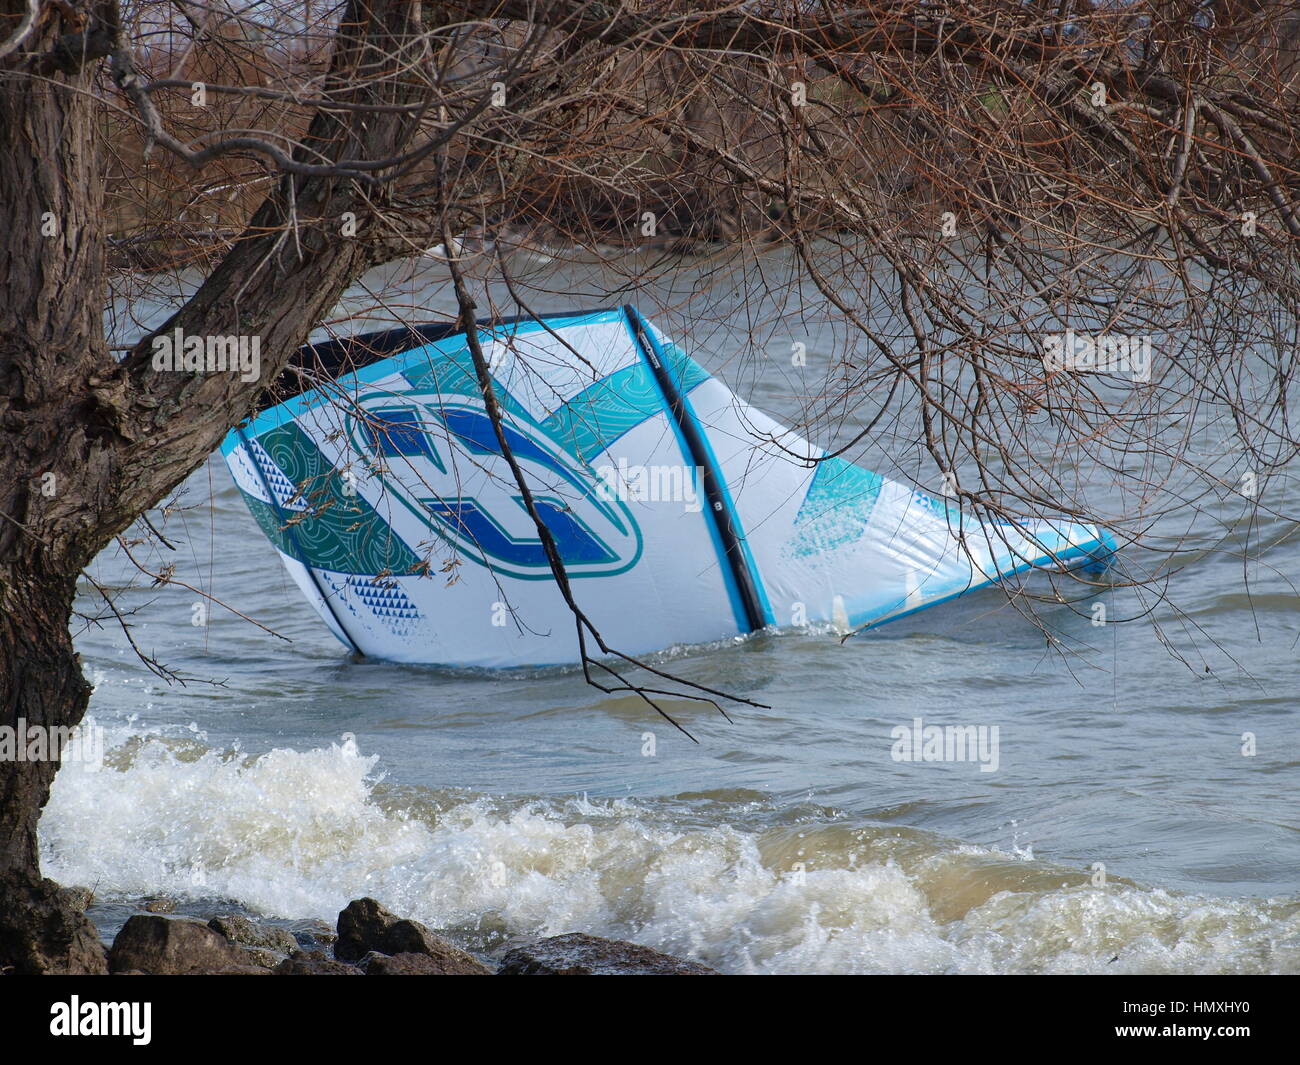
[623,304,767,635]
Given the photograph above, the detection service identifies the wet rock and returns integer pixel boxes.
[209,915,299,956]
[335,898,490,973]
[57,885,95,911]
[109,915,249,974]
[498,933,718,975]
[0,872,108,975]
[366,951,459,975]
[140,896,175,914]
[290,918,336,951]
[272,949,362,975]
[238,946,284,969]
[357,950,390,970]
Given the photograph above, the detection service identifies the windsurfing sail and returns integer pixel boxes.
[221,306,1115,668]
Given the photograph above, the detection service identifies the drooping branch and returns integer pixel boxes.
[435,170,763,739]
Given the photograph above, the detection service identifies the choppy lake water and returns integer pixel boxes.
[43,253,1300,973]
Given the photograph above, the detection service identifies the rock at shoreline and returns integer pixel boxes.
[365,951,457,975]
[273,949,362,975]
[0,872,108,975]
[238,946,286,969]
[140,896,176,914]
[290,918,337,951]
[86,895,716,976]
[356,950,389,970]
[335,898,491,974]
[209,915,299,958]
[498,933,718,975]
[109,915,259,975]
[57,885,95,912]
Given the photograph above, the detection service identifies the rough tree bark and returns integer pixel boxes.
[0,0,114,973]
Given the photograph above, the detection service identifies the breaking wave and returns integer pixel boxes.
[40,717,1300,974]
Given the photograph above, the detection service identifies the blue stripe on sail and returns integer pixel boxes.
[635,314,776,629]
[221,309,628,452]
[424,497,619,568]
[849,527,1116,632]
[542,362,663,463]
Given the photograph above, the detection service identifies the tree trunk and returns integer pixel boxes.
[0,0,431,972]
[0,574,107,974]
[0,0,114,974]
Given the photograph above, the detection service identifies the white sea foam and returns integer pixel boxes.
[40,717,1300,974]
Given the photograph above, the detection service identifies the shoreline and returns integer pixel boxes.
[53,889,717,976]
